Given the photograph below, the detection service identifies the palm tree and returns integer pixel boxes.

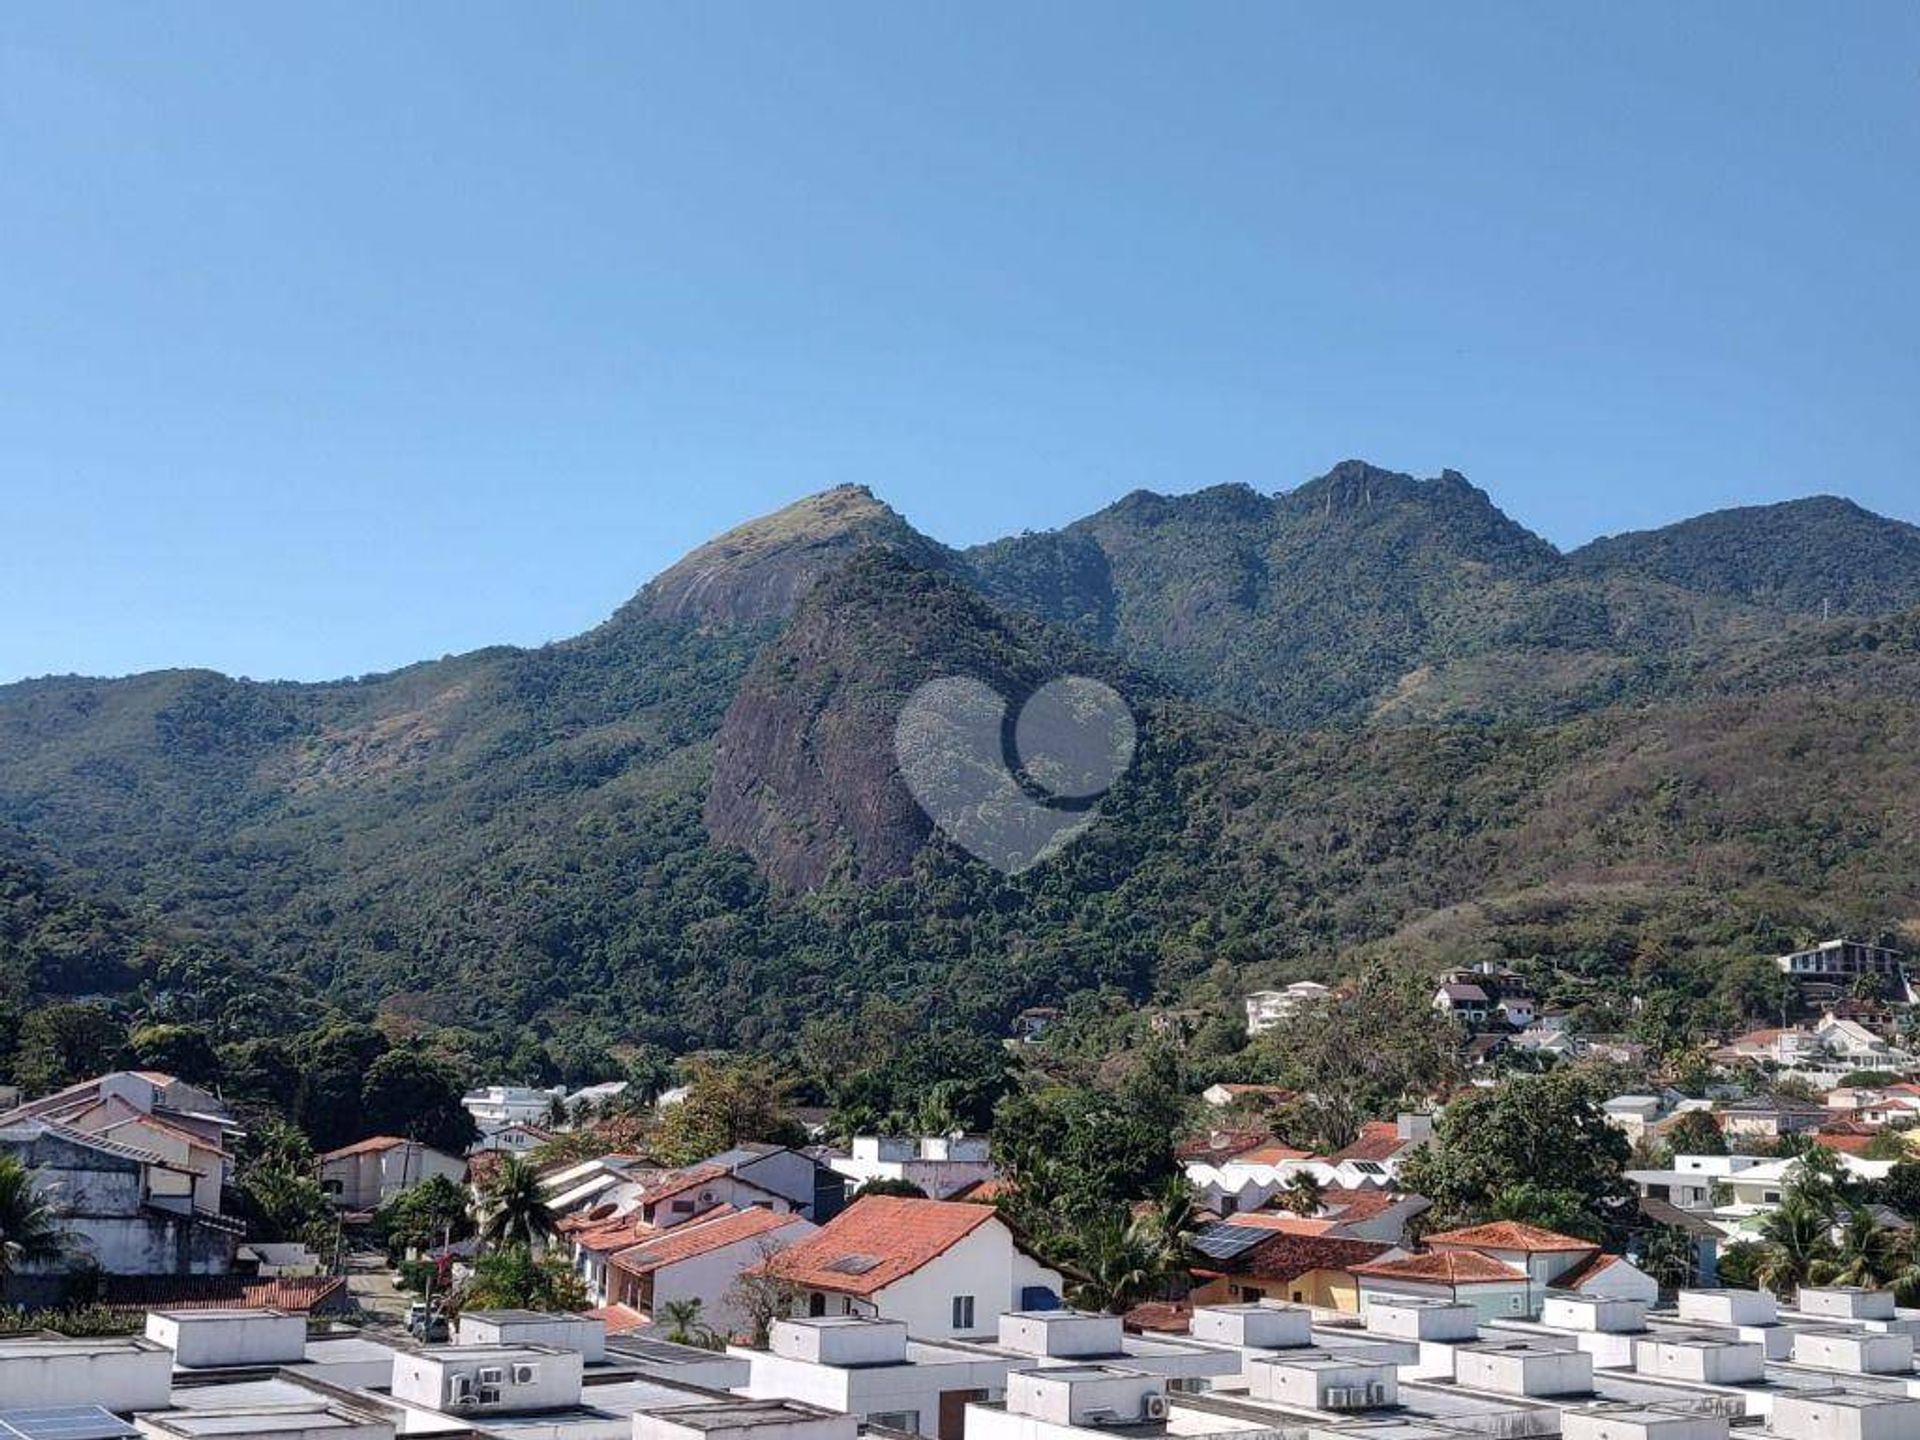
[1280,1171,1325,1218]
[659,1297,718,1348]
[0,1156,67,1280]
[1754,1198,1834,1296]
[1827,1209,1898,1288]
[1067,1214,1175,1314]
[478,1155,556,1252]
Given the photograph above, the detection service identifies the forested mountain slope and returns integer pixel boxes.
[2,464,1917,1054]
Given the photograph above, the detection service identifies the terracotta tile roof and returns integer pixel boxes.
[586,1302,651,1334]
[611,1206,802,1276]
[948,1177,1012,1203]
[1329,1122,1408,1164]
[641,1163,731,1207]
[1218,1212,1338,1235]
[102,1274,350,1312]
[1122,1300,1192,1334]
[758,1195,999,1296]
[1175,1130,1269,1163]
[572,1211,661,1255]
[1815,1126,1878,1155]
[1231,1233,1391,1283]
[1549,1252,1626,1291]
[1423,1221,1598,1253]
[318,1135,408,1161]
[1320,1188,1411,1224]
[1352,1250,1527,1284]
[1233,1141,1315,1165]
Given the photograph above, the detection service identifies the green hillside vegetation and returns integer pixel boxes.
[2,464,1919,1091]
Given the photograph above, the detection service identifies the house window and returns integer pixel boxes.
[1219,1196,1238,1216]
[809,1292,828,1317]
[869,1412,919,1433]
[952,1295,976,1331]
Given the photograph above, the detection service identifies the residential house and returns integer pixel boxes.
[1356,1221,1653,1320]
[0,1070,240,1211]
[0,1118,242,1298]
[1433,964,1536,1030]
[703,1142,849,1219]
[756,1195,1062,1339]
[1433,982,1492,1026]
[831,1136,995,1201]
[604,1205,817,1334]
[317,1136,466,1211]
[461,1084,568,1133]
[1186,1230,1391,1312]
[1716,1094,1831,1142]
[1776,938,1906,988]
[1244,983,1331,1036]
[1011,1008,1061,1043]
[466,1121,554,1158]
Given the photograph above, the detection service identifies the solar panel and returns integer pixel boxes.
[824,1252,883,1275]
[0,1408,139,1440]
[1188,1222,1271,1262]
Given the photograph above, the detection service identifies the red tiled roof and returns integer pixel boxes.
[1352,1250,1527,1284]
[1233,1233,1391,1283]
[102,1274,350,1312]
[586,1302,651,1334]
[1423,1221,1598,1253]
[1175,1130,1268,1163]
[758,1195,999,1297]
[1549,1252,1626,1291]
[611,1206,802,1276]
[1233,1142,1315,1165]
[948,1177,1012,1203]
[318,1135,408,1161]
[1329,1122,1408,1164]
[641,1163,732,1207]
[1122,1300,1192,1334]
[1815,1126,1878,1155]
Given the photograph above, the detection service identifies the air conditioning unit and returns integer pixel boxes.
[512,1362,539,1384]
[1142,1394,1170,1420]
[1323,1387,1359,1410]
[478,1365,506,1385]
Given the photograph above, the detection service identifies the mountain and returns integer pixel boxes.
[629,484,954,626]
[2,464,1918,1056]
[1571,496,1920,618]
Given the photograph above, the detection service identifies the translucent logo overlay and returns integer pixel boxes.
[894,675,1137,874]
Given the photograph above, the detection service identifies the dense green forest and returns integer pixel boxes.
[3,463,1918,1094]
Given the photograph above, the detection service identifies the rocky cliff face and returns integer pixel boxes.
[628,484,954,626]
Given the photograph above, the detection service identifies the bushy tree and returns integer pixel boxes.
[128,1023,222,1086]
[1401,1071,1634,1238]
[12,1003,124,1096]
[459,1242,586,1311]
[360,1051,477,1155]
[0,1155,68,1278]
[653,1057,805,1164]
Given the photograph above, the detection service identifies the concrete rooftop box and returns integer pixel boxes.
[1675,1289,1777,1327]
[391,1342,583,1415]
[1189,1302,1313,1351]
[607,1333,754,1391]
[996,1311,1123,1359]
[146,1307,307,1368]
[1542,1294,1648,1334]
[1005,1364,1166,1426]
[1247,1352,1398,1411]
[1788,1327,1915,1375]
[770,1317,911,1367]
[454,1308,606,1363]
[635,1399,859,1440]
[0,1335,173,1411]
[1363,1297,1479,1343]
[1454,1340,1595,1397]
[1631,1334,1765,1385]
[1561,1406,1730,1440]
[1795,1287,1898,1322]
[1771,1390,1920,1440]
[134,1404,394,1440]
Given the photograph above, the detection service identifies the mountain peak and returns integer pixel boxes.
[627,485,950,627]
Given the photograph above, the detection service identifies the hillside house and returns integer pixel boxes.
[831,1136,995,1201]
[755,1195,1062,1340]
[1244,983,1331,1035]
[603,1205,816,1332]
[317,1136,466,1211]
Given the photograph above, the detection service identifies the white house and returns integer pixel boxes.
[1244,983,1331,1035]
[831,1136,996,1201]
[737,1316,1012,1439]
[603,1205,817,1330]
[466,1121,553,1158]
[461,1084,567,1133]
[759,1195,1062,1340]
[317,1136,466,1211]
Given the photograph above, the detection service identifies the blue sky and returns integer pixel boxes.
[3,4,1916,683]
